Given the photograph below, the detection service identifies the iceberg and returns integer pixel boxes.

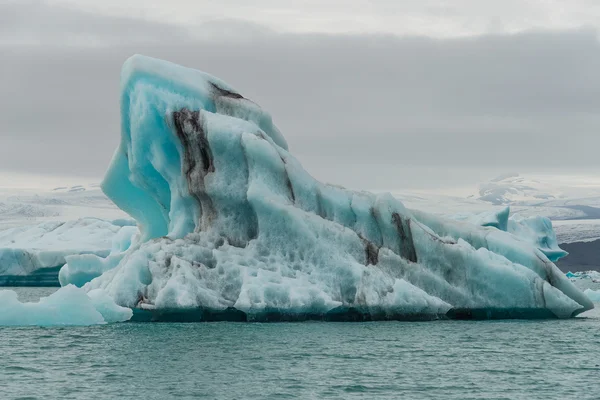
[451,208,568,262]
[0,218,137,286]
[65,55,593,321]
[507,214,568,262]
[0,285,132,326]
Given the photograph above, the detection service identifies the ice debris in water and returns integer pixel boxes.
[584,289,600,303]
[0,285,132,326]
[57,54,593,321]
[566,271,600,282]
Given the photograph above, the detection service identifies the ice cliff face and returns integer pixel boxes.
[70,55,593,320]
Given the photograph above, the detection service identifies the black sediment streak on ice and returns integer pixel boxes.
[164,255,172,270]
[347,197,358,229]
[369,206,384,248]
[535,252,555,285]
[315,187,325,220]
[415,220,456,245]
[173,109,216,227]
[237,134,259,244]
[359,234,379,266]
[392,212,418,263]
[209,82,244,99]
[278,155,296,204]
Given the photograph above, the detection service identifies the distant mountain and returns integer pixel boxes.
[477,173,563,205]
[474,173,600,218]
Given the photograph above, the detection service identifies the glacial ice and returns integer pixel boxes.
[0,218,137,286]
[507,214,568,262]
[0,285,132,326]
[451,208,568,262]
[67,55,593,321]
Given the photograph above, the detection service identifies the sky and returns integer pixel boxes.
[1,0,600,191]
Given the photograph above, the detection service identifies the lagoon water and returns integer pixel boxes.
[1,287,600,399]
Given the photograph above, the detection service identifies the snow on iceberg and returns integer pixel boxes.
[0,218,137,286]
[0,285,132,326]
[69,55,594,321]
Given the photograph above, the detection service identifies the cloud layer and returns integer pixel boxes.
[2,1,600,189]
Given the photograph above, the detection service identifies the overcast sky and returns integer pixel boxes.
[2,0,600,191]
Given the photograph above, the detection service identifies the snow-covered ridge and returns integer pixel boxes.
[477,173,563,205]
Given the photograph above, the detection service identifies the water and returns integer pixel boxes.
[1,288,600,399]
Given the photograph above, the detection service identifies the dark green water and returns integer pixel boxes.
[1,288,600,399]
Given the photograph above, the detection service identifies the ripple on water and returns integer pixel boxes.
[0,289,599,399]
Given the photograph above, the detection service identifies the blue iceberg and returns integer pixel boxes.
[0,285,132,326]
[58,55,593,321]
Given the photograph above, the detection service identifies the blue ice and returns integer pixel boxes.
[26,55,596,323]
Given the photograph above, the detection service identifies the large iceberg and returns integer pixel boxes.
[63,55,593,321]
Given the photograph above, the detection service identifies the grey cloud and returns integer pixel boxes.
[44,0,600,37]
[1,2,600,190]
[0,0,190,45]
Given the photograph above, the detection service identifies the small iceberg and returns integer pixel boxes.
[584,289,600,303]
[0,285,132,326]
